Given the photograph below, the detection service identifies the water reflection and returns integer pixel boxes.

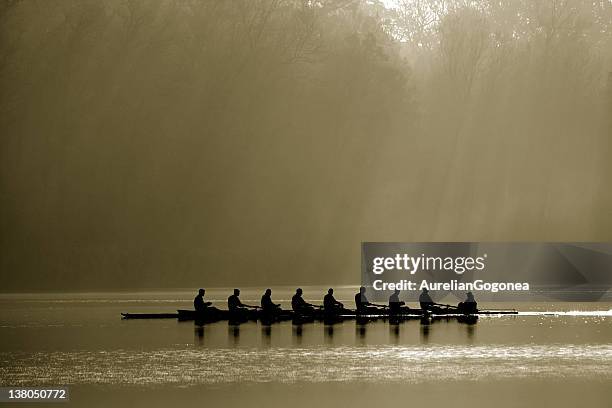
[262,325,272,345]
[228,324,240,345]
[292,324,303,345]
[390,323,400,343]
[195,324,204,345]
[356,323,367,343]
[465,323,476,342]
[420,320,431,343]
[202,317,482,347]
[324,324,334,344]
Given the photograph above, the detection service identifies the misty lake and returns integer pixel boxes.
[1,286,611,407]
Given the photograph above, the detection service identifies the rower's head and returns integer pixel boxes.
[296,288,303,295]
[198,288,205,296]
[394,289,400,295]
[265,288,272,296]
[422,288,428,293]
[328,288,333,295]
[233,288,240,296]
[359,286,366,294]
[466,291,474,299]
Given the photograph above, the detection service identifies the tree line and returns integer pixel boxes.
[1,0,610,290]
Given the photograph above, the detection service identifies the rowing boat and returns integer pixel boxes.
[121,308,517,322]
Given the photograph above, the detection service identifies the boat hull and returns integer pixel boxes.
[120,308,517,321]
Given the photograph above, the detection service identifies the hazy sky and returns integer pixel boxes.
[1,0,611,291]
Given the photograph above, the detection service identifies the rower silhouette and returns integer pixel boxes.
[388,289,408,314]
[261,288,281,313]
[323,288,345,313]
[228,289,258,312]
[355,286,384,314]
[291,288,317,314]
[419,288,434,311]
[194,288,211,311]
[194,288,220,313]
[458,291,478,314]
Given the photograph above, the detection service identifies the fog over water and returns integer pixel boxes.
[1,1,611,291]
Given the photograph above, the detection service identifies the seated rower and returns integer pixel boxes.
[419,288,435,311]
[355,286,383,315]
[388,289,409,314]
[458,291,478,314]
[228,288,258,312]
[323,288,348,314]
[292,288,317,314]
[261,288,282,314]
[194,288,211,312]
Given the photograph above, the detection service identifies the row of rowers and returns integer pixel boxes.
[194,287,478,315]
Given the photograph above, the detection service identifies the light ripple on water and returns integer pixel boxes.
[1,345,611,386]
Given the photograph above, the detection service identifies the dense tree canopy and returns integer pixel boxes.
[1,0,611,290]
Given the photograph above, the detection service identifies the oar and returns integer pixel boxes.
[371,303,389,309]
[479,308,517,313]
[434,303,459,309]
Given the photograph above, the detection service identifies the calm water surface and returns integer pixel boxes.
[1,286,611,407]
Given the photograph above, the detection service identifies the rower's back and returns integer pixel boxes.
[323,293,335,310]
[194,289,206,312]
[355,292,368,313]
[388,291,404,314]
[459,292,478,313]
[261,289,278,312]
[228,293,241,311]
[419,290,434,310]
[291,293,304,311]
